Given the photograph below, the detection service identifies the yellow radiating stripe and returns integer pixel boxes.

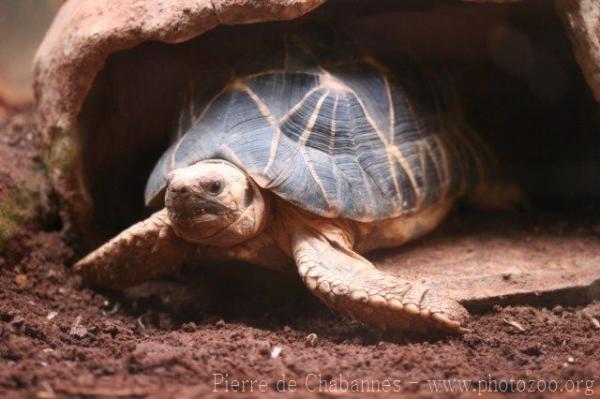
[278,85,324,125]
[358,58,404,205]
[328,95,343,210]
[384,76,395,145]
[230,80,282,179]
[392,87,426,202]
[190,85,230,127]
[243,69,284,81]
[427,135,451,199]
[328,95,338,153]
[261,83,331,176]
[319,70,402,208]
[189,67,236,126]
[362,56,396,144]
[299,89,328,146]
[348,89,405,202]
[171,74,235,170]
[299,90,332,214]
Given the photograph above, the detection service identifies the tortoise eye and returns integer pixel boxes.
[207,180,223,195]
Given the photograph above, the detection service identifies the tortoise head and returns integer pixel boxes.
[165,160,269,246]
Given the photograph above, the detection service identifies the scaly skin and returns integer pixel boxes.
[75,161,469,333]
[76,205,468,332]
[276,204,468,333]
[74,209,193,289]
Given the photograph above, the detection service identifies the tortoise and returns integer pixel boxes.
[74,29,508,333]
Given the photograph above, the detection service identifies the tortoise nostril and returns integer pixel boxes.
[170,184,189,195]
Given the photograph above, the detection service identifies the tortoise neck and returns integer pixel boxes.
[270,199,356,257]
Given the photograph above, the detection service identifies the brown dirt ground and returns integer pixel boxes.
[1,115,600,399]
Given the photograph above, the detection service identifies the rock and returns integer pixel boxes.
[32,0,325,236]
[69,315,88,338]
[556,0,600,101]
[270,345,283,359]
[304,333,318,347]
[375,213,600,311]
[14,274,29,289]
[257,341,271,356]
[0,114,55,251]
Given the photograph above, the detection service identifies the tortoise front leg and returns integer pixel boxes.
[289,220,468,333]
[74,209,194,289]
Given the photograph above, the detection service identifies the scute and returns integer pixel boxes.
[246,72,320,120]
[145,29,486,221]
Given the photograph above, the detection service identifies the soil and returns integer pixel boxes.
[1,115,600,399]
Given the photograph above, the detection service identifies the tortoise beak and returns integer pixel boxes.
[166,190,225,218]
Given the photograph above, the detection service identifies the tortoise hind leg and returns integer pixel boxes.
[74,209,194,289]
[287,215,468,333]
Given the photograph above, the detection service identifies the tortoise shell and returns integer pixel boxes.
[145,29,485,222]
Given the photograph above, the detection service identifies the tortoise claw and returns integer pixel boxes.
[292,226,469,334]
[74,209,192,289]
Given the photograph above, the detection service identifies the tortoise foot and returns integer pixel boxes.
[293,226,468,333]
